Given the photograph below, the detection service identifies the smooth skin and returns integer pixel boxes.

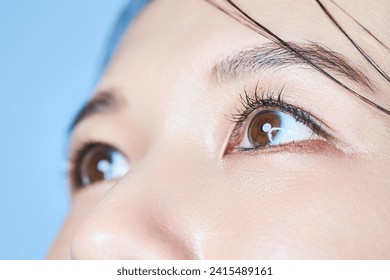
[48,0,390,259]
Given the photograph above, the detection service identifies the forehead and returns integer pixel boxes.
[98,0,389,102]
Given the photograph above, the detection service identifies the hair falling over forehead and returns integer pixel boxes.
[204,0,390,116]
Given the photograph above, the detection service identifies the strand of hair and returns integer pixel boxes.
[329,0,390,53]
[316,0,390,84]
[204,0,390,115]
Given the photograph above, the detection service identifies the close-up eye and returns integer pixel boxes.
[240,109,320,149]
[226,89,329,153]
[71,143,130,188]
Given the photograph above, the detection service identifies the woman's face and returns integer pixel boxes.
[48,0,390,259]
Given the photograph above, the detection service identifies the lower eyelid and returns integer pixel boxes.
[232,139,344,156]
[70,179,118,197]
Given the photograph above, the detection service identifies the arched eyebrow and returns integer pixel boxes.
[212,41,373,90]
[69,91,119,132]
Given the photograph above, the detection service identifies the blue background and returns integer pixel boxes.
[0,0,128,259]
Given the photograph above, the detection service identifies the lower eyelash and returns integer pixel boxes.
[228,85,329,140]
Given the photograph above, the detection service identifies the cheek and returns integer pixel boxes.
[221,155,390,258]
[48,154,390,259]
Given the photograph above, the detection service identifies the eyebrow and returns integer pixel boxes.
[70,91,119,132]
[71,42,373,132]
[212,41,373,90]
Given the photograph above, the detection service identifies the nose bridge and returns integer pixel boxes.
[70,137,218,259]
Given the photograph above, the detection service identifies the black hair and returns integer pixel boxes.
[205,0,390,116]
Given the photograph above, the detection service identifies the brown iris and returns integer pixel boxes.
[78,144,116,186]
[248,110,282,146]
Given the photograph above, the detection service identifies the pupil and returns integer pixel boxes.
[261,123,272,133]
[248,110,281,146]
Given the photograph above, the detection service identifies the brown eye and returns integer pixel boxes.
[238,109,318,150]
[74,143,129,188]
[248,110,282,146]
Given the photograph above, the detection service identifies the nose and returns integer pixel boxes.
[70,145,215,259]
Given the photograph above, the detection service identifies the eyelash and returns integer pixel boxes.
[227,85,329,151]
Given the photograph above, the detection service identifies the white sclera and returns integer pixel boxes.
[97,152,130,180]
